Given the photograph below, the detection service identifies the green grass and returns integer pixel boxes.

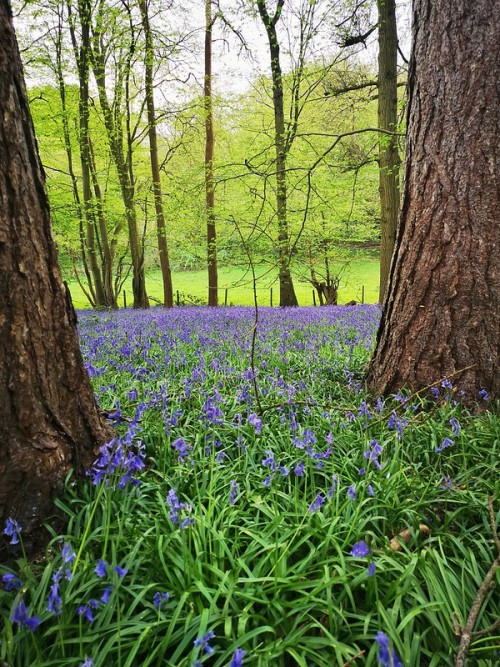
[65,260,380,309]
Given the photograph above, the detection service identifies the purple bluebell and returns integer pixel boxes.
[77,599,99,623]
[153,591,170,609]
[230,648,245,666]
[364,440,383,469]
[194,630,216,655]
[229,480,239,506]
[449,418,460,436]
[62,542,76,564]
[368,562,376,577]
[309,493,325,512]
[294,461,305,477]
[375,631,403,667]
[3,518,22,545]
[181,517,195,530]
[172,437,192,463]
[2,573,22,591]
[79,658,94,667]
[95,560,108,578]
[10,600,42,631]
[440,476,454,490]
[347,484,356,501]
[367,484,375,497]
[101,587,112,605]
[479,389,489,401]
[436,437,455,453]
[351,541,370,558]
[47,582,63,615]
[247,412,262,435]
[114,565,128,577]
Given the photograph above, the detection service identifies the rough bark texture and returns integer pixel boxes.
[0,0,114,554]
[139,0,173,308]
[367,0,500,404]
[257,0,298,307]
[205,0,218,307]
[377,0,401,303]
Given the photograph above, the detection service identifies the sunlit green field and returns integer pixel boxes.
[65,260,380,309]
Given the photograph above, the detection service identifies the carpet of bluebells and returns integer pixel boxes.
[1,306,499,667]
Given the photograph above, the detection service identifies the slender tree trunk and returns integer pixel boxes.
[75,0,106,307]
[138,0,173,308]
[367,0,500,405]
[91,34,149,309]
[256,0,298,307]
[0,0,114,553]
[377,0,400,303]
[205,0,218,306]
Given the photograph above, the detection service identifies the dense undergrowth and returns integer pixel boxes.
[1,306,499,667]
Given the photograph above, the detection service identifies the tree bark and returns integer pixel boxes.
[377,0,400,303]
[139,0,173,308]
[205,0,218,307]
[367,0,500,404]
[0,0,114,553]
[256,0,298,307]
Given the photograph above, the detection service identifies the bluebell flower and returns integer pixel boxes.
[364,440,383,469]
[172,437,192,463]
[263,475,272,487]
[153,591,170,609]
[47,582,62,615]
[229,480,239,506]
[2,573,22,591]
[95,560,108,578]
[375,631,403,667]
[327,475,338,499]
[10,600,42,631]
[351,541,370,558]
[181,517,195,530]
[436,437,455,453]
[230,648,245,666]
[194,630,216,655]
[77,599,99,623]
[309,493,325,512]
[248,413,262,435]
[79,658,94,667]
[101,587,112,605]
[368,562,376,577]
[367,484,375,497]
[479,389,489,401]
[62,542,76,564]
[347,484,356,501]
[114,565,128,578]
[449,418,460,436]
[3,518,22,545]
[440,476,454,490]
[294,461,305,477]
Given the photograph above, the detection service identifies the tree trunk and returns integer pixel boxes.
[139,0,173,308]
[367,0,500,405]
[377,0,400,303]
[256,0,298,307]
[0,0,114,553]
[205,0,218,307]
[90,5,149,309]
[75,0,107,308]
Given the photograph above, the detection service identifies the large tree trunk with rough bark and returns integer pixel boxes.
[0,0,114,554]
[367,0,499,405]
[377,0,400,303]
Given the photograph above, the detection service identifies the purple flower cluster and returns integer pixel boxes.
[166,488,194,529]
